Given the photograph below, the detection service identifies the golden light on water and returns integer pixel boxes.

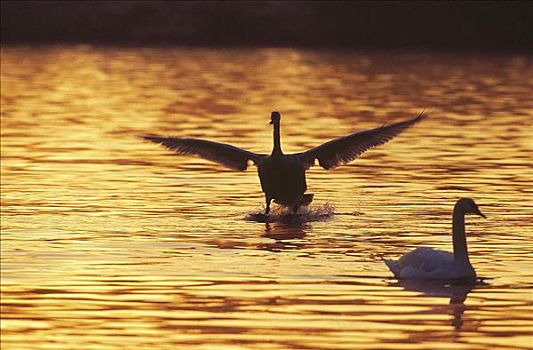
[1,46,532,349]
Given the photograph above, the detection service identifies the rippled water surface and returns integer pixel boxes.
[1,46,532,350]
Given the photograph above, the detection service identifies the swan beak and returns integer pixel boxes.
[269,120,273,125]
[475,207,486,218]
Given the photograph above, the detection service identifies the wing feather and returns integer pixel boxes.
[141,135,263,171]
[299,112,426,170]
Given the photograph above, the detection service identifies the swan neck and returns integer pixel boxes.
[452,207,470,264]
[272,121,282,155]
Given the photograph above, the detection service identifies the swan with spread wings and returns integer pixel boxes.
[142,111,425,214]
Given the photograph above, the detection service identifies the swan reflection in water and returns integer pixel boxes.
[255,203,338,251]
[389,279,487,331]
[258,222,308,252]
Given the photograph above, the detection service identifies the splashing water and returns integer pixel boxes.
[245,203,335,223]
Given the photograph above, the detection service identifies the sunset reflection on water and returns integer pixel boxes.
[1,46,532,349]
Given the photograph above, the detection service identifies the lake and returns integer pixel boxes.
[1,45,532,349]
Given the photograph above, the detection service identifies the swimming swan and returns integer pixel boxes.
[385,198,486,280]
[142,111,425,214]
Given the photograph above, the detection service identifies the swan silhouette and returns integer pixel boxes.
[142,111,425,214]
[385,198,486,280]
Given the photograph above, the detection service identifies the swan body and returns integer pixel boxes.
[385,198,485,280]
[258,153,307,210]
[385,247,475,280]
[142,111,425,213]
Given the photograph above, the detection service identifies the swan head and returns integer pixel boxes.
[456,198,486,218]
[270,111,281,125]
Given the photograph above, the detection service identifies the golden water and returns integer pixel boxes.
[1,46,532,349]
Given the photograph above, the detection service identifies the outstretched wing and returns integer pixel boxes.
[298,112,426,170]
[141,135,264,171]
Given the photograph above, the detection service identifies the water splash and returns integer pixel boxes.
[245,203,335,223]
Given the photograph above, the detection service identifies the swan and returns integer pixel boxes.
[142,111,425,214]
[384,198,486,281]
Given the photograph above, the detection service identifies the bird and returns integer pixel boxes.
[142,110,425,214]
[384,198,486,281]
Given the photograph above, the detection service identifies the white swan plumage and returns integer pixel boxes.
[385,198,485,280]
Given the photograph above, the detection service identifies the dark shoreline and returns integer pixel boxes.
[2,1,532,53]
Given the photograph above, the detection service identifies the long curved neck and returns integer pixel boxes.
[272,121,283,155]
[452,207,470,265]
